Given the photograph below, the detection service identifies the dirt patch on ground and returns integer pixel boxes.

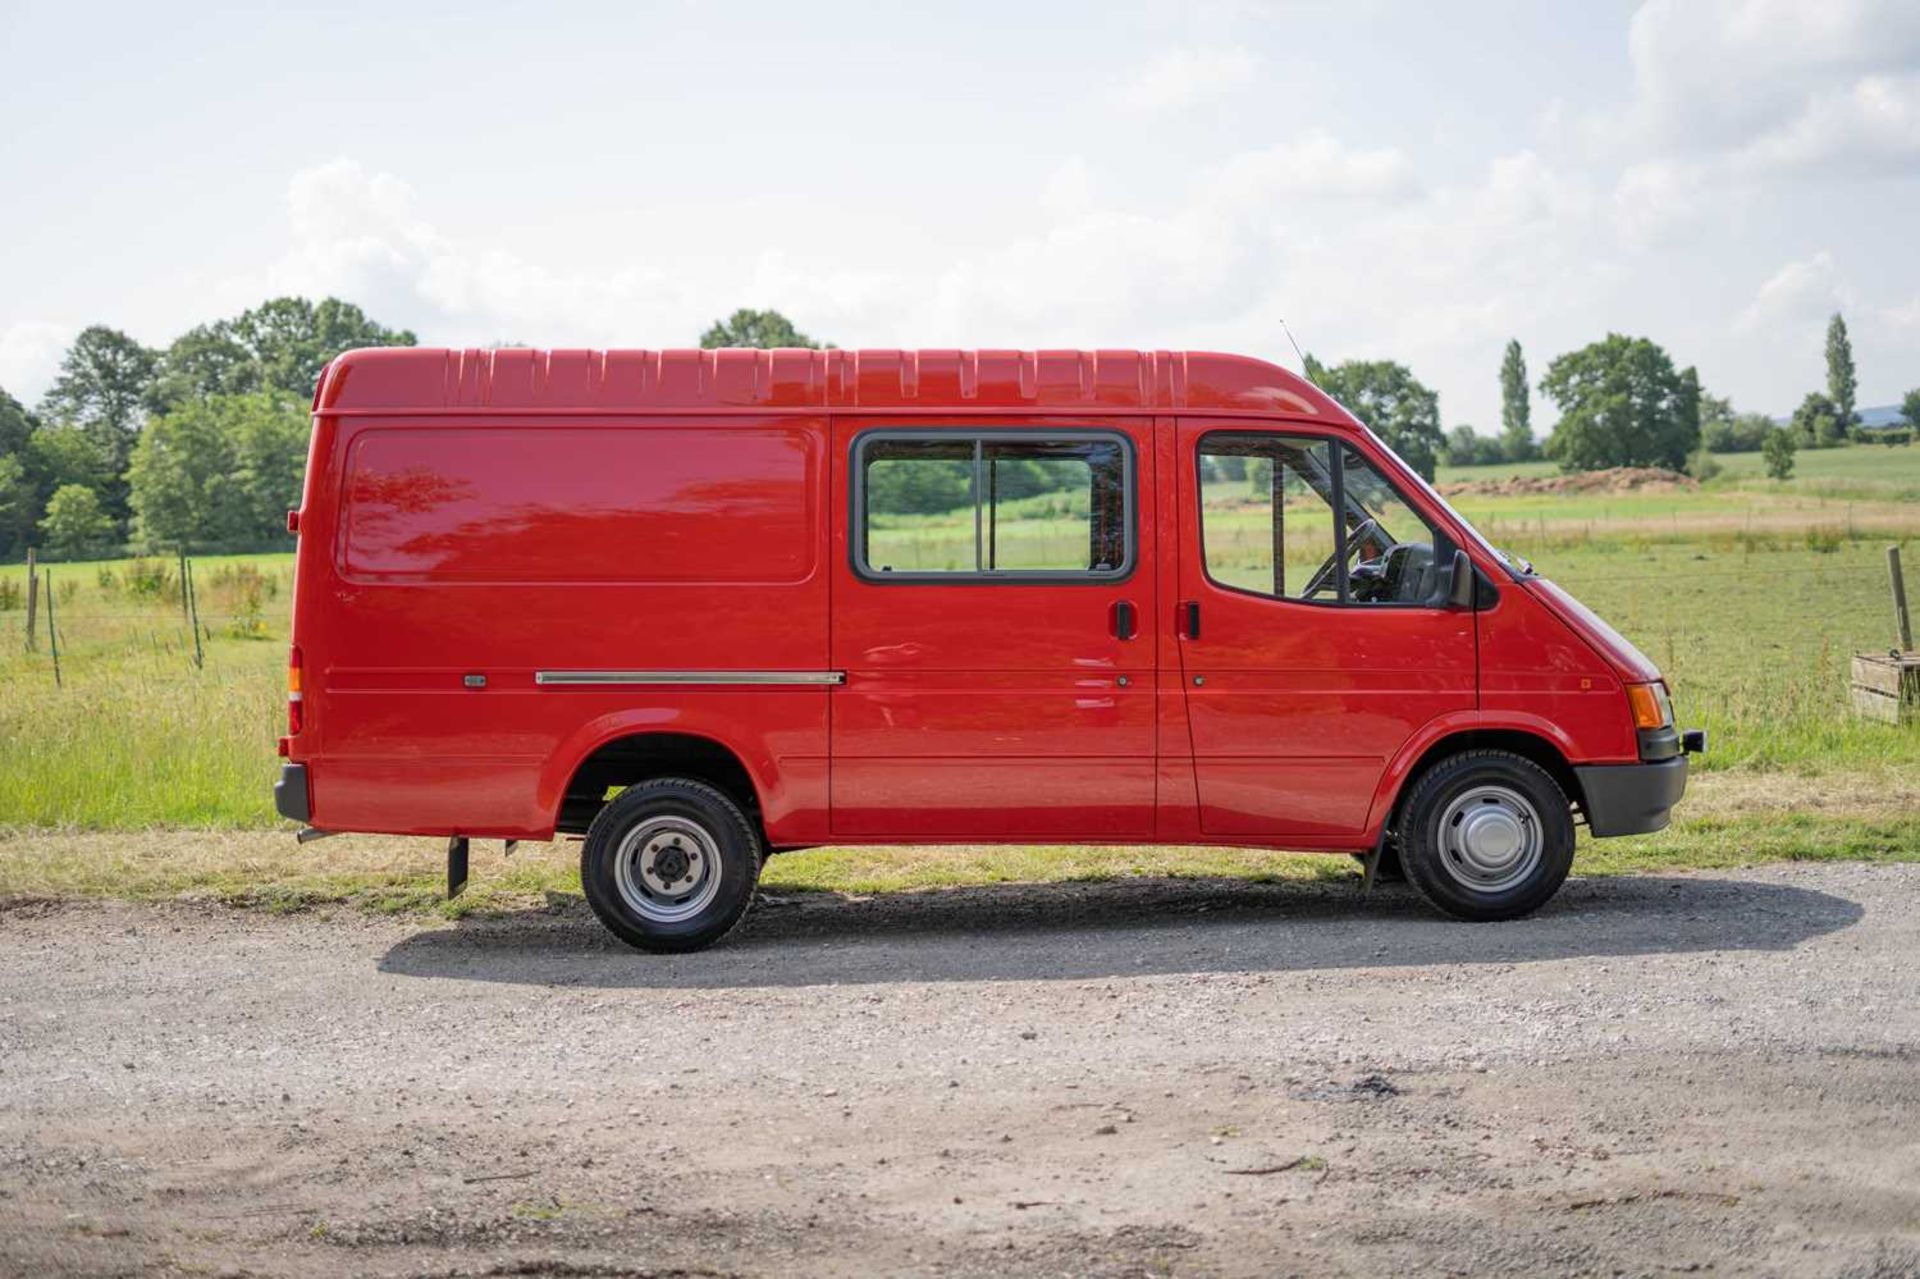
[1437,466,1700,499]
[2,862,1917,1276]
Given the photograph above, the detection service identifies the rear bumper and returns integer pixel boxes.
[274,763,310,823]
[1575,756,1687,837]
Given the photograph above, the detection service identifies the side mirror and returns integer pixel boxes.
[1446,548,1475,609]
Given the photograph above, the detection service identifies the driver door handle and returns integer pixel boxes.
[1180,600,1201,640]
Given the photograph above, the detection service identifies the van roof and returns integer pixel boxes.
[315,347,1350,420]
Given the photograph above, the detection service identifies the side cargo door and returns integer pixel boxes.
[828,419,1159,839]
[1172,421,1476,838]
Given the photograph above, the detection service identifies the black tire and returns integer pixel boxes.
[580,778,761,953]
[1397,750,1574,921]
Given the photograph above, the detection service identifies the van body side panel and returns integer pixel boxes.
[1474,584,1638,765]
[827,416,1158,839]
[1171,418,1478,838]
[301,414,830,839]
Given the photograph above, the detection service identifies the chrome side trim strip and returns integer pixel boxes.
[535,670,846,687]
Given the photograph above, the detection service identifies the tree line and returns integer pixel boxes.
[0,304,828,561]
[4,301,1913,560]
[0,298,416,560]
[1325,311,1914,486]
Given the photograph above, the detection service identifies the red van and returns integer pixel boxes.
[275,347,1701,952]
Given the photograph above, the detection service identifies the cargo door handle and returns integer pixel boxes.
[1180,600,1201,640]
[1110,600,1137,641]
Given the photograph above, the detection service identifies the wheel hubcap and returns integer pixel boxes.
[613,817,722,923]
[1436,784,1543,893]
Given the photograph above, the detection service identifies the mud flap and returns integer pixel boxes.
[447,836,469,899]
[1360,830,1390,896]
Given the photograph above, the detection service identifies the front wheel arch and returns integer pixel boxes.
[1382,728,1588,840]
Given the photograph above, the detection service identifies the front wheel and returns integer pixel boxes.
[581,778,762,953]
[1398,751,1574,921]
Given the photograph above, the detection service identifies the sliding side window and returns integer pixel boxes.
[855,431,1132,581]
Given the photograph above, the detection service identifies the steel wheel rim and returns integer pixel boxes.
[613,816,723,924]
[1436,784,1543,893]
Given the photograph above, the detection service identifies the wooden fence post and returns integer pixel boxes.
[1892,545,1913,653]
[185,557,204,669]
[45,570,61,688]
[23,546,37,652]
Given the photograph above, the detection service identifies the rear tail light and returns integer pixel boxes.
[288,646,304,736]
[1626,681,1673,730]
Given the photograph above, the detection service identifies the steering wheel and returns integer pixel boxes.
[1300,517,1379,599]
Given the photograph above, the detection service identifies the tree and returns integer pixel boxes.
[1686,443,1722,481]
[699,308,823,350]
[0,385,35,460]
[38,484,115,558]
[39,326,160,496]
[1901,387,1920,429]
[1443,424,1507,467]
[25,425,111,501]
[128,393,309,552]
[1825,313,1856,430]
[1304,355,1446,480]
[1677,366,1701,461]
[1762,426,1797,481]
[1539,334,1697,472]
[866,456,970,516]
[0,455,33,558]
[151,323,258,404]
[1790,391,1845,448]
[1498,340,1535,460]
[1698,394,1772,452]
[153,296,416,406]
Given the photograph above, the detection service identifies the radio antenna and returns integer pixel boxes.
[1278,318,1311,380]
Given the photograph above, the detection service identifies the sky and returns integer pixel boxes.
[2,0,1917,430]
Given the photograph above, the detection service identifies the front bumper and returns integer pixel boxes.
[1575,756,1687,837]
[274,762,310,823]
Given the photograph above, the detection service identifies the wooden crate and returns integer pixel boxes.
[1850,652,1920,724]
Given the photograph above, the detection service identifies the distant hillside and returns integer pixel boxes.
[1771,404,1908,429]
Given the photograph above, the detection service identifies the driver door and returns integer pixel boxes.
[1173,422,1476,837]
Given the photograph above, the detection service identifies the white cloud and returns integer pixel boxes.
[1612,158,1708,245]
[1039,155,1098,219]
[1732,73,1920,176]
[245,159,699,347]
[1735,250,1843,334]
[1609,0,1920,188]
[0,321,77,406]
[1204,134,1419,205]
[1624,0,1920,149]
[1114,46,1260,113]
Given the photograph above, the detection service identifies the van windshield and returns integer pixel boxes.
[1361,429,1535,577]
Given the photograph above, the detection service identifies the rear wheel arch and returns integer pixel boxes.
[554,729,765,838]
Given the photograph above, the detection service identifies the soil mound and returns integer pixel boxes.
[1436,466,1698,498]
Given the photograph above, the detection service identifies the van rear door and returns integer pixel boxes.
[829,419,1157,839]
[1172,421,1475,837]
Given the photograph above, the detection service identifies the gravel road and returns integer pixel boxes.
[2,862,1917,1278]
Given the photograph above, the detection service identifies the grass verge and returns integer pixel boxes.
[3,772,1913,921]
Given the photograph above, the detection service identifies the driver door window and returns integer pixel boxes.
[1198,433,1442,606]
[1197,435,1337,601]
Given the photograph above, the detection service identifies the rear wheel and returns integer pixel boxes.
[1398,750,1574,921]
[581,778,761,953]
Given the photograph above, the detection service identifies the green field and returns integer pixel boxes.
[1,446,1916,910]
